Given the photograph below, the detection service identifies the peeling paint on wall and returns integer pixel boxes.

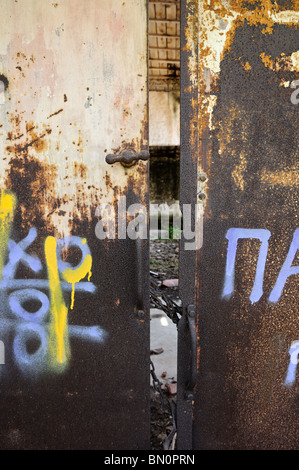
[186,0,299,184]
[0,0,148,238]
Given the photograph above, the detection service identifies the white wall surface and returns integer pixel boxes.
[149,91,180,146]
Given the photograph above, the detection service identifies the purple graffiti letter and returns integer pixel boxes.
[222,228,271,303]
[269,228,299,303]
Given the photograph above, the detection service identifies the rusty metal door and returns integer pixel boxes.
[0,0,149,449]
[178,0,299,450]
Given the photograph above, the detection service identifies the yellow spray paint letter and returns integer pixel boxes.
[0,190,16,280]
[45,236,70,369]
[61,238,92,310]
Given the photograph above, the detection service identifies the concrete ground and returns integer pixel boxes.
[150,308,177,386]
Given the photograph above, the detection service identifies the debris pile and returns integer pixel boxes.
[150,239,182,326]
[149,239,180,450]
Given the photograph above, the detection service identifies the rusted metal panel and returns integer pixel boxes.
[178,0,299,450]
[0,0,150,449]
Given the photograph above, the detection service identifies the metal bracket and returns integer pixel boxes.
[136,236,145,319]
[185,304,197,400]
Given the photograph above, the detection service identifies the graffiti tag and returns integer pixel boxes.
[222,227,299,387]
[0,190,107,378]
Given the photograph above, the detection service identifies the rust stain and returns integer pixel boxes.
[290,50,299,71]
[260,52,274,69]
[4,154,58,236]
[73,162,87,180]
[260,167,299,187]
[232,152,247,191]
[241,61,252,71]
[77,130,83,155]
[187,0,299,185]
[183,0,299,449]
[47,109,64,119]
[184,0,199,160]
[0,0,148,240]
[6,121,52,155]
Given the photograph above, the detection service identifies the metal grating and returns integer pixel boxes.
[149,0,180,91]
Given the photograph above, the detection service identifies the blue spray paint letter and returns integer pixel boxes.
[2,227,42,280]
[222,228,271,303]
[8,288,50,323]
[269,229,299,303]
[13,322,48,376]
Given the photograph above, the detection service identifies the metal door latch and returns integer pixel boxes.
[105,149,150,167]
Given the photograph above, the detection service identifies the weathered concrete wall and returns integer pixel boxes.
[149,91,180,146]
